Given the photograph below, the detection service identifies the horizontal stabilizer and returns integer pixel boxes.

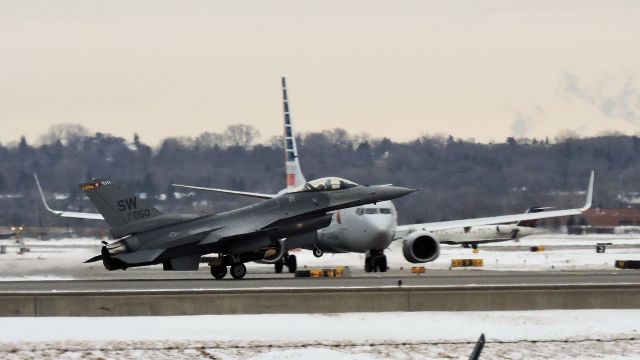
[84,254,103,263]
[172,184,276,199]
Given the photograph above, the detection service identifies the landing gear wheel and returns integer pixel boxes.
[313,247,323,258]
[274,261,284,274]
[376,255,388,272]
[286,254,297,273]
[230,263,247,279]
[364,256,374,273]
[210,265,227,279]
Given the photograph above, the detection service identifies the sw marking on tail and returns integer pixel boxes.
[79,179,163,229]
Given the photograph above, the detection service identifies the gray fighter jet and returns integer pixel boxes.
[76,177,413,279]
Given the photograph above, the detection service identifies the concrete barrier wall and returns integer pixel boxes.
[2,284,640,316]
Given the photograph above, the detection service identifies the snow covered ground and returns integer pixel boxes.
[295,233,640,272]
[1,234,640,280]
[1,310,639,359]
[1,236,640,358]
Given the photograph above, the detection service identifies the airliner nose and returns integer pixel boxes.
[358,212,395,250]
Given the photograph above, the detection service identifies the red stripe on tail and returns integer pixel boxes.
[287,174,296,187]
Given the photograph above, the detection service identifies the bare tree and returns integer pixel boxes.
[224,124,260,148]
[39,124,89,145]
[195,132,226,149]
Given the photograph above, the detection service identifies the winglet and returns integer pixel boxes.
[33,173,105,220]
[33,173,60,215]
[580,170,594,212]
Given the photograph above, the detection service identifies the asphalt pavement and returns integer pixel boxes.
[1,269,638,292]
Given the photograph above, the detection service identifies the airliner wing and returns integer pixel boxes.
[33,173,105,220]
[395,171,594,237]
[172,184,276,199]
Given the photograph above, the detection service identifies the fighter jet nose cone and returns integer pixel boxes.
[401,187,417,195]
[395,187,417,197]
[372,185,416,200]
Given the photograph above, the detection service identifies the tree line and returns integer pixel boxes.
[0,124,638,228]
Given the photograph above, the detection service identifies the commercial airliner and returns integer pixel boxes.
[173,77,594,272]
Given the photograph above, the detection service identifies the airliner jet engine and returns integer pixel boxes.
[402,232,440,263]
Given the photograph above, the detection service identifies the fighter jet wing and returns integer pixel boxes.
[172,183,276,199]
[34,173,105,220]
[395,171,594,237]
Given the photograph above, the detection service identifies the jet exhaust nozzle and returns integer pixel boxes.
[99,246,128,271]
[106,241,127,256]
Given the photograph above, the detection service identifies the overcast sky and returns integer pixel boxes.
[1,1,639,145]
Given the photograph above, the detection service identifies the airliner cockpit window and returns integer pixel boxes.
[297,177,358,192]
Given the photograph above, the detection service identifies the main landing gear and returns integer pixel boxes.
[210,265,227,279]
[274,253,297,274]
[230,263,247,279]
[364,250,387,273]
[209,260,247,280]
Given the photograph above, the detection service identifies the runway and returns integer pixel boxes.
[1,269,639,292]
[2,234,640,316]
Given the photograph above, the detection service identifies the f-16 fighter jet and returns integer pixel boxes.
[67,177,413,279]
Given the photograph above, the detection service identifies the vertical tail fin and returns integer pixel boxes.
[80,179,163,228]
[282,76,307,189]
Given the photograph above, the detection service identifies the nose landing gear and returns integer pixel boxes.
[364,250,387,273]
[313,246,324,258]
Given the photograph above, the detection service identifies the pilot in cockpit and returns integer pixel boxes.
[294,177,358,192]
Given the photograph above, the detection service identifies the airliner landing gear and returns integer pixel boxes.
[230,262,247,279]
[364,250,387,273]
[274,253,297,273]
[313,247,324,258]
[210,265,227,279]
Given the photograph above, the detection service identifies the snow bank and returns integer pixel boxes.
[2,310,639,359]
[1,310,638,343]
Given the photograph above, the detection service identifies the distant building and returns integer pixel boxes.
[581,208,640,227]
[567,208,640,234]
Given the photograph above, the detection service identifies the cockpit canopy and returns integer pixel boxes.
[292,177,358,192]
